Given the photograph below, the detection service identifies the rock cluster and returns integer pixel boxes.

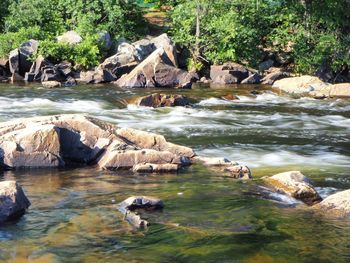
[1,32,198,89]
[0,114,194,171]
[210,62,261,85]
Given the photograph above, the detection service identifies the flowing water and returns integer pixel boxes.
[0,83,350,262]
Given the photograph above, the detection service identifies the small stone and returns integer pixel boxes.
[225,165,252,179]
[42,81,61,88]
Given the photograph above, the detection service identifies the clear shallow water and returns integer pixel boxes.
[0,83,350,262]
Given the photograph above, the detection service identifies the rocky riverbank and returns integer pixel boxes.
[0,32,349,100]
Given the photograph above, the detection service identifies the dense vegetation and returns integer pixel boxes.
[0,0,349,75]
[0,0,146,68]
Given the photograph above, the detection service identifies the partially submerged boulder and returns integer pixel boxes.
[117,196,164,228]
[0,114,195,171]
[329,83,350,98]
[273,75,329,94]
[136,93,190,108]
[263,171,322,205]
[133,163,179,173]
[0,181,31,222]
[210,63,249,84]
[195,156,252,179]
[315,190,350,218]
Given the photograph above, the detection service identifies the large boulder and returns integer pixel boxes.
[9,49,19,74]
[133,33,178,66]
[115,47,197,88]
[273,75,329,94]
[136,93,190,108]
[263,171,322,205]
[210,63,249,84]
[0,65,9,81]
[329,83,350,98]
[116,127,195,159]
[315,190,350,217]
[57,31,82,45]
[79,68,116,84]
[18,40,39,76]
[24,56,53,82]
[0,115,115,168]
[261,70,290,85]
[241,73,262,84]
[0,181,31,222]
[0,114,195,171]
[99,42,138,79]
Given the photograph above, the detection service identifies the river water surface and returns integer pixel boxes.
[0,83,350,262]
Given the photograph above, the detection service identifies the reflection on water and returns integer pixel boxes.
[0,83,350,262]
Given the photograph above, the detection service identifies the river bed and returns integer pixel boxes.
[0,83,350,262]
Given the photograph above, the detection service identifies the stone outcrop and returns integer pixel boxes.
[263,171,322,205]
[115,47,197,88]
[261,70,290,85]
[315,190,350,218]
[117,196,164,228]
[329,83,350,98]
[9,40,39,78]
[57,31,82,45]
[314,83,350,98]
[210,63,249,84]
[194,156,252,179]
[133,163,179,173]
[273,75,329,94]
[136,93,190,108]
[0,181,31,222]
[0,114,195,171]
[241,73,261,84]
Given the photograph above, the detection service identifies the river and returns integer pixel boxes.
[0,83,349,262]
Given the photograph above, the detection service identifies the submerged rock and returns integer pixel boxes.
[263,171,322,205]
[133,163,179,173]
[224,165,252,179]
[0,181,31,223]
[136,93,190,108]
[273,75,329,94]
[117,196,164,228]
[195,156,252,179]
[315,190,350,217]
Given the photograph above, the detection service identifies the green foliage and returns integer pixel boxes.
[38,36,101,69]
[170,0,350,74]
[0,27,43,58]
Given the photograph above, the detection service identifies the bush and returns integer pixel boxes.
[38,36,101,69]
[0,26,43,58]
